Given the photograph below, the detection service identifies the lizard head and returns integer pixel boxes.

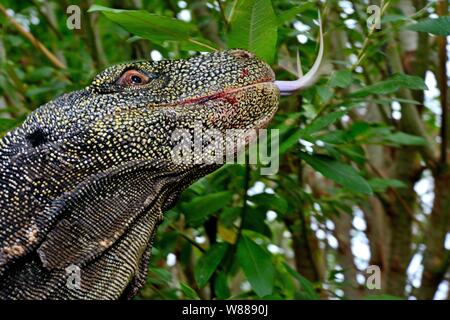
[0,42,324,299]
[0,50,280,282]
[74,49,280,167]
[0,49,281,210]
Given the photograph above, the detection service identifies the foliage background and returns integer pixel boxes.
[0,0,449,300]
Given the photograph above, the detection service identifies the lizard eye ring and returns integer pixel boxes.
[118,70,151,86]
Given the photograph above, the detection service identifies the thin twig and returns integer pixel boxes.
[352,0,391,70]
[224,164,251,272]
[0,4,66,69]
[366,156,418,221]
[168,224,205,253]
[188,38,218,52]
[236,164,251,245]
[437,0,449,164]
[217,0,229,29]
[31,0,63,40]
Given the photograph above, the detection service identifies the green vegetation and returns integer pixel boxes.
[0,0,449,300]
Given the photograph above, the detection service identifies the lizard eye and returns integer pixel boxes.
[118,70,150,86]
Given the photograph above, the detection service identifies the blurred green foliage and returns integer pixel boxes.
[0,0,447,300]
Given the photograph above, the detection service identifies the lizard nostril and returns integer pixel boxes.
[231,50,254,59]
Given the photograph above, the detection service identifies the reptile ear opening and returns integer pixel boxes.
[26,127,48,148]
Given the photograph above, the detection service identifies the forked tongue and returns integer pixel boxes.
[275,14,324,95]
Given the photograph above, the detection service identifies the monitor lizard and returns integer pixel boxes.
[0,42,322,299]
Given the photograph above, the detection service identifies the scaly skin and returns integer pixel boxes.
[0,50,279,299]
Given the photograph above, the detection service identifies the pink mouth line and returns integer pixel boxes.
[177,78,276,106]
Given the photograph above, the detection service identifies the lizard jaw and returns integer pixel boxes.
[176,76,275,107]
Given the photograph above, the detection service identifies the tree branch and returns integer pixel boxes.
[0,4,66,69]
[385,34,439,168]
[437,0,449,164]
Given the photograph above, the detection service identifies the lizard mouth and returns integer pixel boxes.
[177,78,276,107]
[176,56,277,107]
[178,79,279,131]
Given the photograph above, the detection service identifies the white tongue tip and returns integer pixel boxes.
[275,13,324,95]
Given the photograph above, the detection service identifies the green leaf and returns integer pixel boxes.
[88,5,217,51]
[0,118,18,133]
[298,276,319,300]
[180,283,200,300]
[338,145,366,165]
[194,243,229,288]
[249,193,288,214]
[381,14,408,24]
[279,129,303,155]
[348,122,391,140]
[348,122,373,138]
[214,272,231,299]
[182,191,234,226]
[219,207,241,228]
[274,112,302,134]
[318,130,348,145]
[237,234,274,297]
[276,3,315,26]
[25,82,66,97]
[369,98,422,106]
[278,112,345,155]
[158,231,179,256]
[317,86,334,104]
[351,74,428,98]
[27,67,54,82]
[89,5,192,40]
[5,35,24,47]
[300,152,373,195]
[303,111,346,135]
[406,17,450,36]
[384,132,427,146]
[283,262,320,300]
[227,0,278,63]
[328,70,353,88]
[148,267,172,286]
[242,208,272,238]
[369,178,407,192]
